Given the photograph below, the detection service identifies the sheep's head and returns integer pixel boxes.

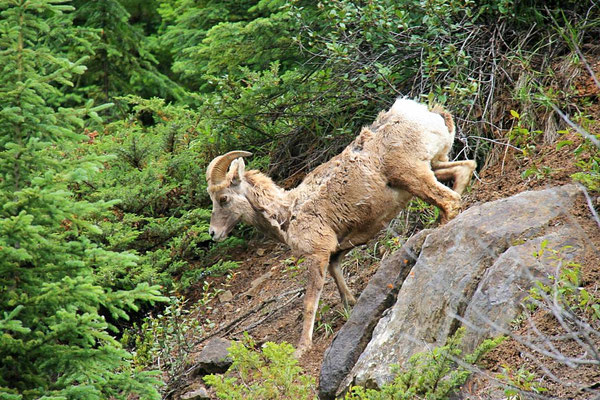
[206,151,253,241]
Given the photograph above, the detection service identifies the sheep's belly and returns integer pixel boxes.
[337,187,412,250]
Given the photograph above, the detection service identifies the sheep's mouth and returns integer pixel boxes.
[213,233,228,242]
[211,224,236,241]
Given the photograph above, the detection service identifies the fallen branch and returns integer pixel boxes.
[232,290,303,335]
[578,183,600,230]
[550,103,600,148]
[192,287,305,348]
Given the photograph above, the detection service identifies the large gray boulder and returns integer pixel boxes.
[319,230,430,399]
[319,184,596,398]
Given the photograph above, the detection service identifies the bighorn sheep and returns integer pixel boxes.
[205,98,476,356]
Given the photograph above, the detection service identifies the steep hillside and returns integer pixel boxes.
[161,54,600,400]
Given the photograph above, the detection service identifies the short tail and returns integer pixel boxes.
[430,104,455,136]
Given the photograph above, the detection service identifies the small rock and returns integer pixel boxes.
[218,290,233,303]
[180,386,210,400]
[257,248,265,256]
[195,337,233,375]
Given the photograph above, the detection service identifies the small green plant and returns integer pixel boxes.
[315,301,335,338]
[508,110,543,156]
[122,296,204,381]
[179,260,239,291]
[204,334,317,399]
[337,305,352,322]
[527,241,600,321]
[496,364,547,399]
[521,164,553,180]
[346,328,504,399]
[570,116,600,191]
[378,234,404,256]
[406,198,440,229]
[509,311,529,331]
[283,256,305,277]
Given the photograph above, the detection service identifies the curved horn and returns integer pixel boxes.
[206,150,253,186]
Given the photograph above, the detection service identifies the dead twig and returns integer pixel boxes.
[191,287,305,348]
[550,103,600,148]
[232,290,303,335]
[578,183,600,230]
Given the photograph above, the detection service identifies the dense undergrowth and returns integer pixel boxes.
[1,0,599,398]
[198,329,503,400]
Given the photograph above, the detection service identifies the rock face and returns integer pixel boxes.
[318,230,429,399]
[319,185,596,398]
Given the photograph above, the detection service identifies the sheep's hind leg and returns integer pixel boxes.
[328,249,356,308]
[386,160,461,222]
[432,160,477,195]
[295,252,330,358]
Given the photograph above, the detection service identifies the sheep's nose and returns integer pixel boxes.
[209,227,215,239]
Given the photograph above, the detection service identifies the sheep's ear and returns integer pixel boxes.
[229,158,246,186]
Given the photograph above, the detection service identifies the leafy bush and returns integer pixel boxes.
[204,335,317,400]
[346,328,504,400]
[122,296,205,382]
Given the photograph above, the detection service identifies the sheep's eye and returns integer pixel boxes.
[219,196,229,206]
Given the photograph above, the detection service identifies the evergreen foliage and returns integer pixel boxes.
[76,96,233,290]
[0,0,598,396]
[157,0,300,92]
[0,1,165,398]
[69,0,182,108]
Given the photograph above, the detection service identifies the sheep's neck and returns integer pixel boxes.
[244,170,292,243]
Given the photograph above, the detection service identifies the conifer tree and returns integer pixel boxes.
[0,1,164,398]
[70,0,181,106]
[158,0,301,91]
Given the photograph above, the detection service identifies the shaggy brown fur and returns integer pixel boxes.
[206,99,476,356]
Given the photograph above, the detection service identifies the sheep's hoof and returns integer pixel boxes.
[343,296,357,308]
[294,343,311,359]
[440,205,460,223]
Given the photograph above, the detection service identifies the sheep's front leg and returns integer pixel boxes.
[385,159,461,222]
[432,160,477,195]
[296,253,329,357]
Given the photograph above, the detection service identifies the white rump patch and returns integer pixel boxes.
[388,98,446,133]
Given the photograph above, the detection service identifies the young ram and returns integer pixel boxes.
[205,98,476,356]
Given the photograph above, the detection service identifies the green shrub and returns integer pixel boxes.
[75,96,244,291]
[346,328,504,400]
[122,296,204,382]
[204,335,317,400]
